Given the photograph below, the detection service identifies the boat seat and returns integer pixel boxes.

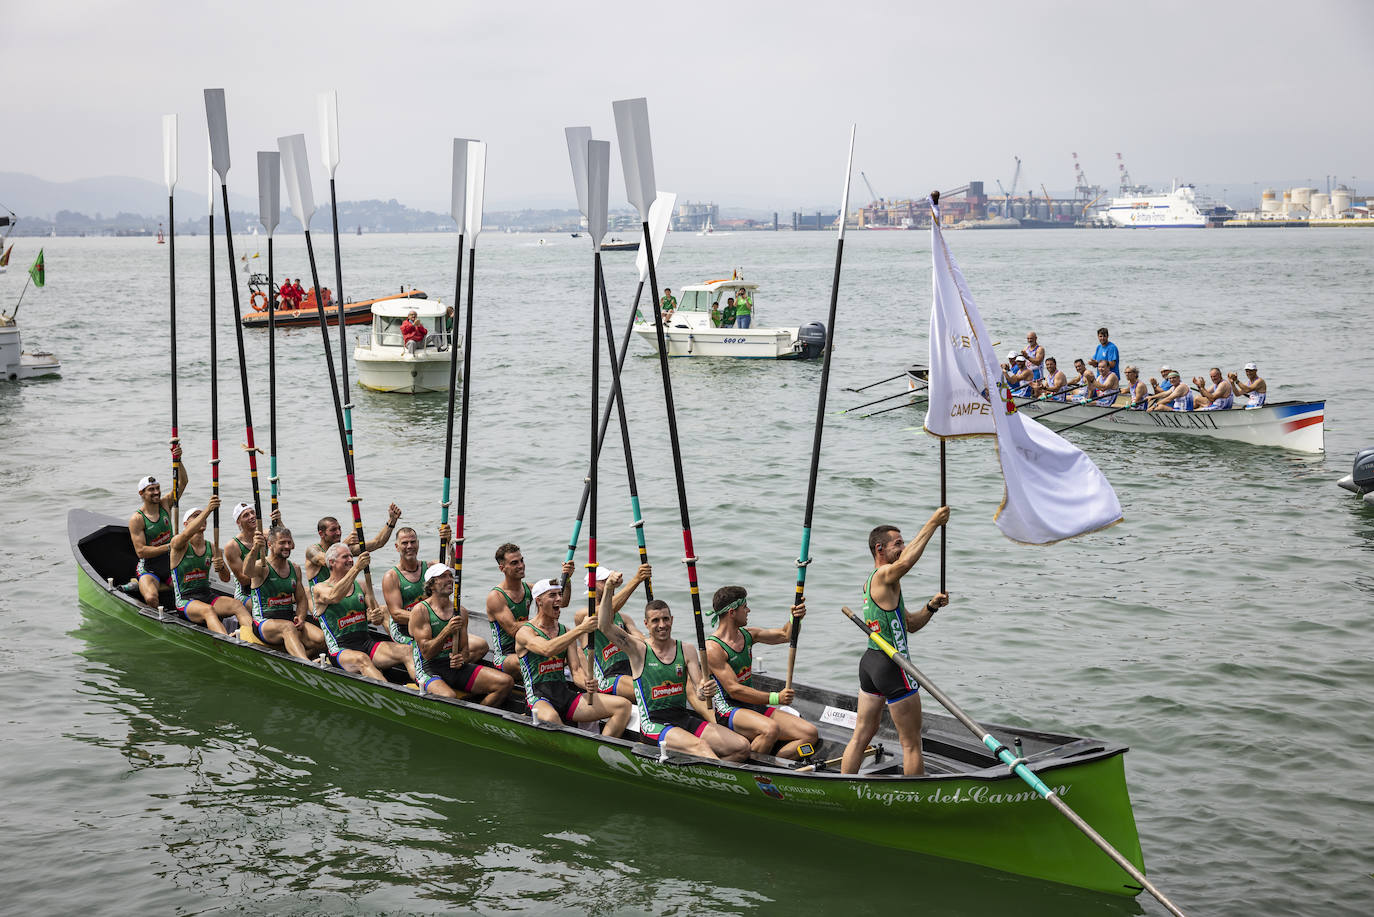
[237,625,266,646]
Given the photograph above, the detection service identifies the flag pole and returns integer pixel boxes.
[930,190,948,594]
[163,116,180,530]
[786,125,856,692]
[438,139,468,566]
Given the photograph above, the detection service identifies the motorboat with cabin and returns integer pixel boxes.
[353,298,460,393]
[633,277,827,360]
[0,313,61,381]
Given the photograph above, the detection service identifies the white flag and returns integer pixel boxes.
[925,197,1123,544]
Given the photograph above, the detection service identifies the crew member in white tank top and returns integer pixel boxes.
[1229,362,1267,408]
[1023,332,1045,382]
[1147,372,1193,412]
[1194,367,1234,411]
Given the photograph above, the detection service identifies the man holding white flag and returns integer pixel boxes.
[923,193,1122,544]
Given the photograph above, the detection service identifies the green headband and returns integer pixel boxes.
[708,597,746,625]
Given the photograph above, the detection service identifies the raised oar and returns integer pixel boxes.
[863,396,928,418]
[785,126,856,693]
[844,371,907,393]
[437,139,469,566]
[839,610,1189,916]
[163,115,180,531]
[559,125,595,590]
[279,133,370,591]
[453,140,487,608]
[205,89,265,530]
[318,91,358,473]
[837,382,926,415]
[613,97,710,660]
[207,154,221,549]
[257,151,282,518]
[583,139,611,698]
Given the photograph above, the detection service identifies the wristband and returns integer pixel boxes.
[768,691,780,705]
[926,601,938,614]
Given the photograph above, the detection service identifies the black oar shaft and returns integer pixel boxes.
[846,370,906,393]
[168,194,180,529]
[939,439,946,594]
[453,246,477,604]
[267,235,278,518]
[209,212,220,544]
[326,178,366,567]
[863,396,928,418]
[844,384,924,413]
[438,234,465,563]
[220,184,264,529]
[839,607,1188,917]
[587,253,601,633]
[1055,402,1138,433]
[642,225,706,656]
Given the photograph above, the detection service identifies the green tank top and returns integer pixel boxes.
[139,507,172,547]
[635,640,688,721]
[708,630,755,714]
[231,536,251,601]
[417,599,454,663]
[320,581,369,654]
[517,621,568,691]
[862,570,908,656]
[310,543,331,585]
[490,581,532,656]
[253,561,299,622]
[173,539,212,603]
[591,613,629,676]
[392,564,426,609]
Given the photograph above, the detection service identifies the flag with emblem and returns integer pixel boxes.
[28,249,45,288]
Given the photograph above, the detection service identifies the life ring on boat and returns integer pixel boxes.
[250,290,269,312]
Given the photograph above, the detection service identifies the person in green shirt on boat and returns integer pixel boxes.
[706,585,819,760]
[515,578,631,736]
[486,543,574,678]
[734,287,752,329]
[660,288,677,321]
[573,562,653,702]
[840,506,950,777]
[721,297,737,328]
[710,301,722,328]
[595,571,748,761]
[313,544,413,681]
[407,563,514,706]
[167,496,246,636]
[126,443,189,605]
[244,525,326,660]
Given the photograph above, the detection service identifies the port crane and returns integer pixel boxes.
[999,156,1022,216]
[860,171,882,205]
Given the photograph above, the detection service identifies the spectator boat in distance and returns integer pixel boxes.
[353,298,460,394]
[634,278,828,360]
[241,286,431,329]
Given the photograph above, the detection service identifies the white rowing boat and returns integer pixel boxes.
[1014,395,1325,453]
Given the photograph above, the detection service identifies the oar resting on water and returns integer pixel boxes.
[839,606,1190,917]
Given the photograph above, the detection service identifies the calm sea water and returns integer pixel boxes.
[2,225,1372,916]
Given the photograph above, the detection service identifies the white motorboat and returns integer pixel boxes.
[633,277,826,360]
[353,299,460,394]
[0,315,61,381]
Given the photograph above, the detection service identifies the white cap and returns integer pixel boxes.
[423,562,453,582]
[182,507,202,525]
[1244,362,1257,371]
[137,476,158,492]
[595,567,611,583]
[1160,364,1173,372]
[232,502,253,522]
[530,578,562,601]
[1006,350,1018,361]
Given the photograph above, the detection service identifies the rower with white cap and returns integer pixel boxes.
[573,563,652,702]
[124,443,188,604]
[1001,350,1033,397]
[1149,364,1176,396]
[166,495,249,635]
[223,500,273,612]
[486,543,575,678]
[515,577,632,735]
[1229,362,1267,408]
[408,563,513,705]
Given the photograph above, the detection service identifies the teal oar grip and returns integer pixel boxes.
[630,495,647,549]
[795,527,812,587]
[982,735,1053,798]
[564,518,583,564]
[440,478,451,525]
[270,456,278,498]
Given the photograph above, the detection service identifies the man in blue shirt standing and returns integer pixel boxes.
[1092,327,1119,377]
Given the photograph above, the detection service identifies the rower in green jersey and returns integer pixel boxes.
[573,562,652,702]
[312,544,412,682]
[706,585,818,760]
[595,571,748,761]
[380,525,483,686]
[515,578,631,735]
[126,442,189,605]
[840,507,951,776]
[166,496,248,636]
[485,542,574,678]
[409,563,513,705]
[302,503,403,589]
[244,525,326,660]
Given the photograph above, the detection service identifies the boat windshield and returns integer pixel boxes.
[675,290,712,313]
[375,314,449,347]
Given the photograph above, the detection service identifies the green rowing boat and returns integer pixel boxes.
[70,508,1147,896]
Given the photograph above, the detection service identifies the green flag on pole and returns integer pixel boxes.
[28,249,44,288]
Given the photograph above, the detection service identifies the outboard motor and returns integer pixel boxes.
[796,321,827,360]
[1336,448,1374,505]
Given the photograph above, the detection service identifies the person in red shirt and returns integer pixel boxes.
[279,279,296,310]
[400,310,426,354]
[292,279,306,306]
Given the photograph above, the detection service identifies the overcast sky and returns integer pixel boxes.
[6,0,1373,212]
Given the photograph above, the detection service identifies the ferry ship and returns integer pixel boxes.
[1097,183,1210,228]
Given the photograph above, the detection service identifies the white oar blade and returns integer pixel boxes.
[612,97,656,220]
[318,90,341,178]
[837,124,856,241]
[464,140,486,240]
[162,114,178,193]
[564,126,592,219]
[636,190,677,282]
[204,88,231,182]
[277,133,316,229]
[586,140,610,250]
[257,151,281,236]
[450,138,470,228]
